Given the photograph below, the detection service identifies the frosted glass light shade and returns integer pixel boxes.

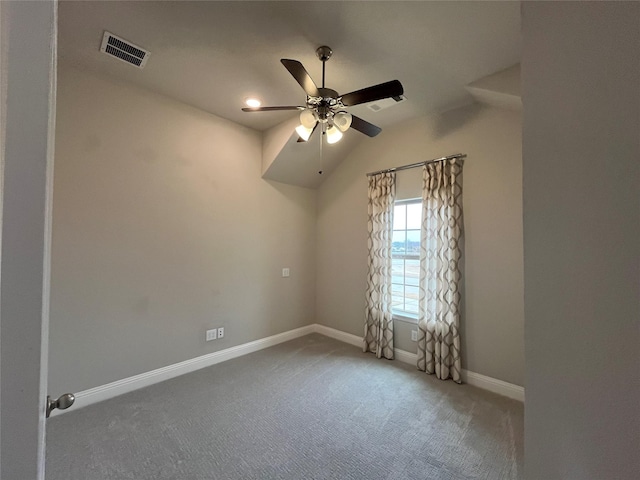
[333,111,352,132]
[295,124,313,141]
[326,125,343,144]
[299,109,317,129]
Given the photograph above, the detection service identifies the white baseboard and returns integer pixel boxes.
[392,348,417,365]
[52,324,315,416]
[314,324,524,402]
[56,323,523,416]
[393,350,524,402]
[312,324,416,366]
[461,370,525,402]
[314,323,362,348]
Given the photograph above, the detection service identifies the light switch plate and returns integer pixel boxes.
[282,268,290,277]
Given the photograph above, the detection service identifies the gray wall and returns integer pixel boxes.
[522,2,639,479]
[48,66,317,395]
[316,104,525,386]
[50,69,526,395]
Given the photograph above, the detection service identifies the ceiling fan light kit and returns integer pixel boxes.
[242,46,404,144]
[299,109,317,128]
[326,125,343,144]
[333,111,352,132]
[295,124,314,142]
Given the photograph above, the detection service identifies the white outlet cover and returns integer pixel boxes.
[217,327,224,338]
[282,268,290,277]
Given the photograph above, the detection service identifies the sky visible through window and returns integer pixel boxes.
[392,201,421,315]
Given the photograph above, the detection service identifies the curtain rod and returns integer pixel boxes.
[366,153,467,177]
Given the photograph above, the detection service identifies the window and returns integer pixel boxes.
[392,199,422,318]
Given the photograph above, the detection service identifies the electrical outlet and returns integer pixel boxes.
[282,268,290,277]
[411,330,418,341]
[217,327,224,339]
[206,329,217,341]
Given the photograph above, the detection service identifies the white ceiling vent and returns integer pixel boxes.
[100,31,150,69]
[367,95,406,112]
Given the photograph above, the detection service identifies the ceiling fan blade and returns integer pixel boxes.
[242,106,304,112]
[350,115,382,137]
[281,59,320,97]
[340,80,404,107]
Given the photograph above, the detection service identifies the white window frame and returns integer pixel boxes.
[391,198,422,323]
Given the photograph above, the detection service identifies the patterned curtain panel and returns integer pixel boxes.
[363,172,396,359]
[417,158,464,382]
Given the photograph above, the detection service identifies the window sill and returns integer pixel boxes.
[393,313,418,325]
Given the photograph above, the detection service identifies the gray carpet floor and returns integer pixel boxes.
[46,334,523,480]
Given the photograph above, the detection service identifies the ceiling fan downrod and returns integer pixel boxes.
[316,45,332,88]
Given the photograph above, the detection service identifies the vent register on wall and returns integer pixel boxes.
[100,31,150,68]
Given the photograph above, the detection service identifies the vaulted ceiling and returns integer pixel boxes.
[58,1,521,188]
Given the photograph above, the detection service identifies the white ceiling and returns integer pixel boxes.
[58,1,521,187]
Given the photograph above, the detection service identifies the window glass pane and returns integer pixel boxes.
[407,202,422,229]
[404,300,419,315]
[391,200,423,318]
[392,230,406,253]
[405,258,419,269]
[406,230,420,254]
[392,296,404,309]
[391,259,404,284]
[405,285,419,303]
[405,259,420,286]
[393,204,406,230]
[404,260,420,286]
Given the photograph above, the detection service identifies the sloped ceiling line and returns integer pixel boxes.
[58,1,521,189]
[262,65,521,189]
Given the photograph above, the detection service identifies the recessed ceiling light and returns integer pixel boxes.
[245,98,261,108]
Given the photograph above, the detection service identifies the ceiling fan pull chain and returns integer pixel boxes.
[319,124,324,175]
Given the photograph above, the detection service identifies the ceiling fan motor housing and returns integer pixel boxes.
[305,86,341,124]
[316,104,331,123]
[317,87,338,99]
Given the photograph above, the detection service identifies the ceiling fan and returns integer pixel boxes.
[242,46,404,144]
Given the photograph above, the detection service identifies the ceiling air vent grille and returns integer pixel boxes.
[367,95,406,112]
[100,32,150,69]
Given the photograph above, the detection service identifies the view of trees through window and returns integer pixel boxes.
[392,200,422,316]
